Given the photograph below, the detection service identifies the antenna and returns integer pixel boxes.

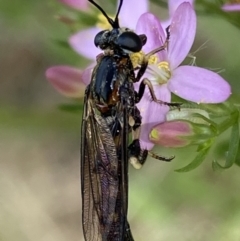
[114,0,123,28]
[88,0,123,29]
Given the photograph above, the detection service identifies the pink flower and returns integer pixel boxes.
[58,0,88,10]
[69,0,149,60]
[149,108,216,148]
[134,2,231,150]
[222,3,240,12]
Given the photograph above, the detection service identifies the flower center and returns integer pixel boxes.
[96,13,114,29]
[147,60,171,85]
[130,52,171,85]
[156,61,171,84]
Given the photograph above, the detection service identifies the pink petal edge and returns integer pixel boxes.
[168,2,196,70]
[119,0,149,29]
[168,65,231,103]
[82,63,96,85]
[69,27,101,60]
[136,12,167,61]
[168,0,195,17]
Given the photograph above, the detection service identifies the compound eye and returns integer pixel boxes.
[116,32,143,52]
[94,30,108,47]
[138,34,147,47]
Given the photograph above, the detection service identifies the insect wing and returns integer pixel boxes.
[119,98,135,241]
[81,89,119,241]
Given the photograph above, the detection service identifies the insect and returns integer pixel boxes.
[81,0,177,240]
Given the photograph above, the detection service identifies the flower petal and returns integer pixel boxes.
[162,0,194,31]
[136,12,167,61]
[168,2,196,70]
[82,63,96,85]
[161,19,171,33]
[168,0,194,17]
[137,84,171,150]
[118,0,148,29]
[58,0,88,10]
[168,66,232,103]
[46,65,85,98]
[222,3,240,12]
[69,27,101,60]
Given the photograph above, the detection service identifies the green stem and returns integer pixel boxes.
[218,110,239,134]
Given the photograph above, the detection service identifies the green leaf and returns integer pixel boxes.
[226,122,239,166]
[203,101,236,116]
[234,143,240,167]
[218,110,239,134]
[191,113,218,130]
[212,120,240,170]
[175,145,211,172]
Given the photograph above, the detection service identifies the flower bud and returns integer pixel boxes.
[149,108,217,148]
[46,65,85,98]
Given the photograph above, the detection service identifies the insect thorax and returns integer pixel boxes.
[91,53,135,115]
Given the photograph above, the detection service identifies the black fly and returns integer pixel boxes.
[81,1,176,240]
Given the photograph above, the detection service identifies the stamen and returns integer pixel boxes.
[155,61,171,84]
[158,61,170,72]
[148,55,158,65]
[131,54,171,86]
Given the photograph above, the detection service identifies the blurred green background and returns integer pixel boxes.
[1,1,240,241]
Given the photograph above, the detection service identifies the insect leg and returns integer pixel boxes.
[128,106,147,169]
[128,107,174,169]
[135,78,181,109]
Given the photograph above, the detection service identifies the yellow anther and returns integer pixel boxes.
[158,61,171,76]
[130,51,145,68]
[155,61,171,84]
[148,55,158,64]
[158,61,170,70]
[96,13,114,29]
